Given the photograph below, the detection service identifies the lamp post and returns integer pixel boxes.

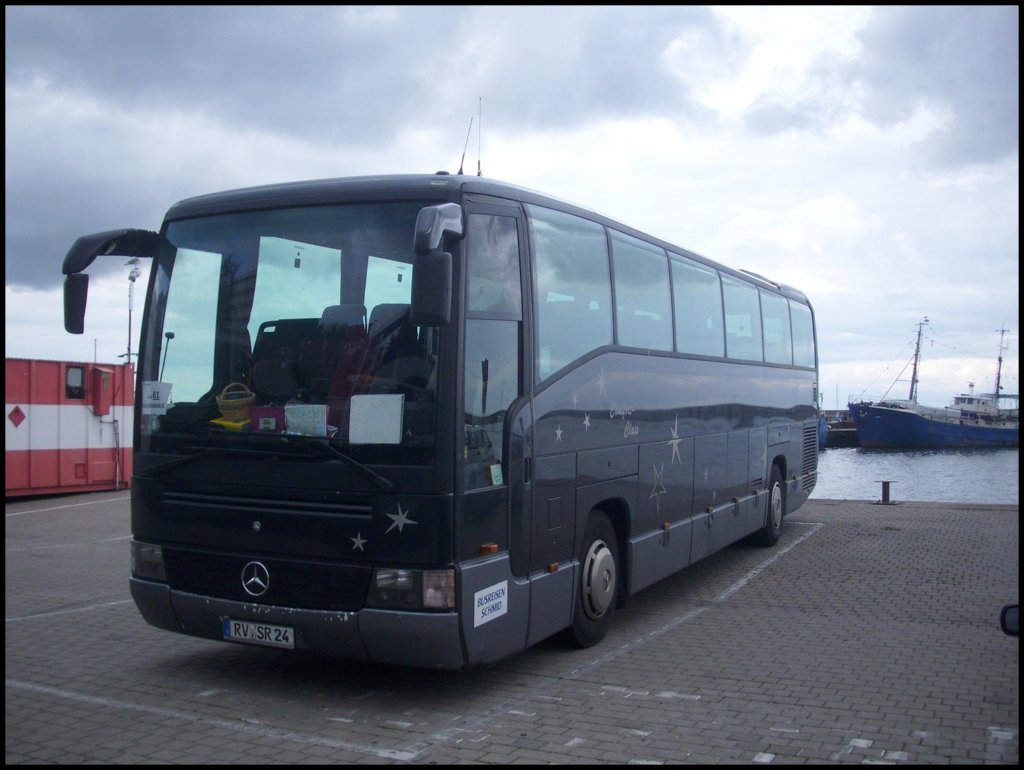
[125,257,142,365]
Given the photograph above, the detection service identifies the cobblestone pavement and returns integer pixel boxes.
[5,493,1019,764]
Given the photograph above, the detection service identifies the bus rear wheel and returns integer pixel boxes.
[757,463,786,546]
[566,511,619,648]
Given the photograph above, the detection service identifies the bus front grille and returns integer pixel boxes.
[162,547,372,612]
[163,491,373,520]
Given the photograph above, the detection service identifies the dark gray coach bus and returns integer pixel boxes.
[63,173,819,669]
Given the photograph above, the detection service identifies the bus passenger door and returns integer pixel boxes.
[461,204,528,562]
[459,203,535,662]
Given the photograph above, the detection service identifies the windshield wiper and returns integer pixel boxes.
[305,439,396,493]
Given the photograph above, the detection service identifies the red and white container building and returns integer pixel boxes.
[5,358,134,497]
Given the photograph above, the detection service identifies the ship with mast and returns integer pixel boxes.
[848,320,1018,448]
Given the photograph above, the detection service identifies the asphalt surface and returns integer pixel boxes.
[5,492,1019,764]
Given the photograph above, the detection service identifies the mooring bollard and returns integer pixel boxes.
[874,480,897,505]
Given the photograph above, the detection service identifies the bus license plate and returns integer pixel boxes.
[223,618,295,649]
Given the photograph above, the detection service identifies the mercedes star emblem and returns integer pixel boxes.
[241,561,270,597]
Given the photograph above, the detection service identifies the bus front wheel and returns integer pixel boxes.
[566,511,619,648]
[757,464,786,547]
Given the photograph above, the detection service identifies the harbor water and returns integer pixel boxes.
[811,446,1019,504]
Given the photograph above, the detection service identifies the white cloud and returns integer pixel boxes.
[702,5,872,120]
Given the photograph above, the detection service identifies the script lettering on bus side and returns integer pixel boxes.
[610,404,640,437]
[473,580,508,627]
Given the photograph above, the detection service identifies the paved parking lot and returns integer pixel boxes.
[5,492,1019,764]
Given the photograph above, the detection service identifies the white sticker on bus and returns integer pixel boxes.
[473,580,508,627]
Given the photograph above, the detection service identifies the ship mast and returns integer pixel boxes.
[993,326,1007,402]
[908,317,928,402]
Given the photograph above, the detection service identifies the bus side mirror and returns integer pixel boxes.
[410,203,461,327]
[62,228,163,275]
[61,228,165,335]
[414,203,463,254]
[64,273,89,334]
[411,250,452,326]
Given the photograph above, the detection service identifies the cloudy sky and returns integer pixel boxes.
[5,5,1019,410]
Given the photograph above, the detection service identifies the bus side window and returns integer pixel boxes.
[610,231,672,352]
[464,320,519,488]
[760,289,793,365]
[527,205,612,381]
[671,257,724,357]
[466,214,521,319]
[722,275,764,362]
[790,301,816,367]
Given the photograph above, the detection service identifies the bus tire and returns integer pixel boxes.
[758,463,786,547]
[566,511,619,648]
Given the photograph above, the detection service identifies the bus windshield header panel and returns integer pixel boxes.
[140,200,442,465]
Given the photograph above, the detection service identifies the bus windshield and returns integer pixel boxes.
[140,200,440,465]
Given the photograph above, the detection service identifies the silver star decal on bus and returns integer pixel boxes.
[385,505,418,534]
[597,368,607,397]
[650,463,667,513]
[583,413,591,431]
[555,424,563,441]
[668,414,682,464]
[351,532,367,551]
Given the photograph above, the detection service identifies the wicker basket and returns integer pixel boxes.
[216,382,255,422]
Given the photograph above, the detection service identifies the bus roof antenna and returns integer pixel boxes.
[457,117,473,175]
[477,97,483,176]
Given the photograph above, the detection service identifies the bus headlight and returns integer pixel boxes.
[367,568,454,611]
[131,540,167,581]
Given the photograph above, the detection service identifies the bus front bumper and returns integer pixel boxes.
[129,577,467,670]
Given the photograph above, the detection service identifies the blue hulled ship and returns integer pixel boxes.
[849,321,1018,449]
